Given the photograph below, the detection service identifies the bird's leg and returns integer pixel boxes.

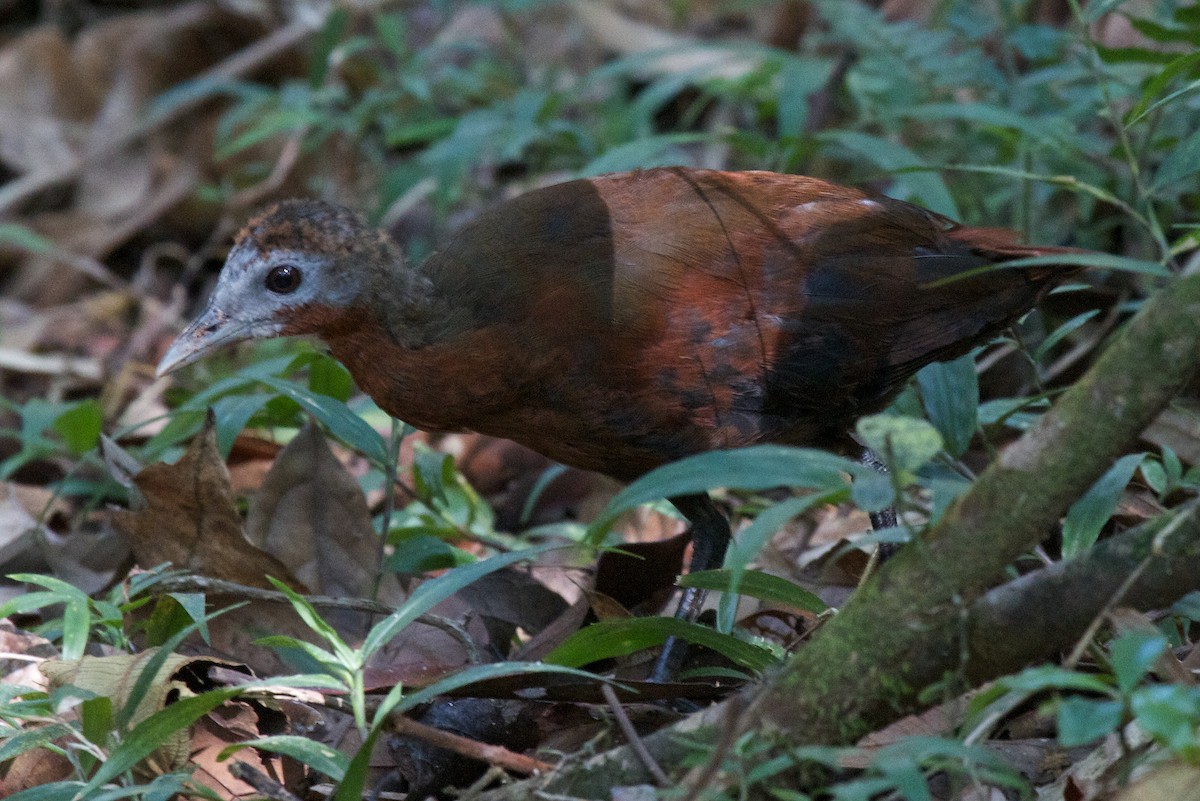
[860,448,900,556]
[649,493,731,682]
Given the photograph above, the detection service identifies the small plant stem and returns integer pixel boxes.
[373,418,406,603]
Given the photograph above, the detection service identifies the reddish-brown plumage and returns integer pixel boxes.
[252,168,1075,482]
[159,167,1081,673]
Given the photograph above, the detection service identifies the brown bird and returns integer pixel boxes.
[159,167,1077,673]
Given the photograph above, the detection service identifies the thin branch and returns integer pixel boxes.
[388,714,554,776]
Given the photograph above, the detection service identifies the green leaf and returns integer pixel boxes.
[1154,127,1200,189]
[718,490,845,632]
[544,617,777,672]
[221,735,349,782]
[855,415,944,474]
[0,782,86,801]
[5,575,91,661]
[681,569,827,614]
[819,130,958,218]
[1141,460,1169,495]
[579,134,707,176]
[899,102,1060,143]
[0,223,54,254]
[776,56,834,137]
[1035,310,1101,362]
[0,723,75,763]
[1057,696,1123,746]
[1126,51,1200,124]
[333,726,382,801]
[916,355,978,458]
[308,355,354,402]
[392,661,606,714]
[1171,591,1200,621]
[51,400,102,456]
[997,664,1115,695]
[257,377,389,467]
[587,446,867,540]
[384,534,473,574]
[362,544,557,661]
[946,251,1170,278]
[1083,0,1137,23]
[1062,453,1144,557]
[1110,629,1167,694]
[310,8,349,86]
[80,689,243,793]
[210,393,272,456]
[266,578,356,667]
[1131,684,1200,757]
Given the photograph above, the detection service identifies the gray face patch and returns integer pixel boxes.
[157,245,366,375]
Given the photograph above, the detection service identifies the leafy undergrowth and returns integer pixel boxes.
[1,0,1199,799]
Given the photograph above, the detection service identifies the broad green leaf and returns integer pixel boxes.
[997,664,1115,695]
[916,355,978,458]
[1110,629,1168,694]
[308,355,355,402]
[776,55,834,136]
[899,102,1060,143]
[544,617,776,672]
[587,446,867,540]
[580,134,707,176]
[210,393,272,456]
[257,377,389,467]
[856,415,943,474]
[385,533,474,574]
[1062,453,1144,557]
[681,569,827,614]
[1057,696,1123,746]
[51,400,103,455]
[1131,684,1200,757]
[1171,591,1200,621]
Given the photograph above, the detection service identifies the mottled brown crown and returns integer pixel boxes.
[237,200,369,260]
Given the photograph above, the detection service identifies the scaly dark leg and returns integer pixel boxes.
[861,448,899,556]
[649,493,731,682]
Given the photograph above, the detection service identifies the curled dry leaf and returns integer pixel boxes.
[40,649,248,772]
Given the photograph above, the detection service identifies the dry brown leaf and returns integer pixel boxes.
[112,412,304,591]
[188,699,295,798]
[0,26,92,176]
[0,743,75,794]
[1144,405,1200,466]
[0,482,52,568]
[245,420,390,603]
[39,520,131,596]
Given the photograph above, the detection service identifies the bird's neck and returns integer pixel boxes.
[354,240,476,350]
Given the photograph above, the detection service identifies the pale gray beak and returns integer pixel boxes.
[156,304,251,377]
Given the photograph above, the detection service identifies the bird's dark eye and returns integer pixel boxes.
[265,264,302,294]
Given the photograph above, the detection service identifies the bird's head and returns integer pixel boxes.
[157,200,397,376]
